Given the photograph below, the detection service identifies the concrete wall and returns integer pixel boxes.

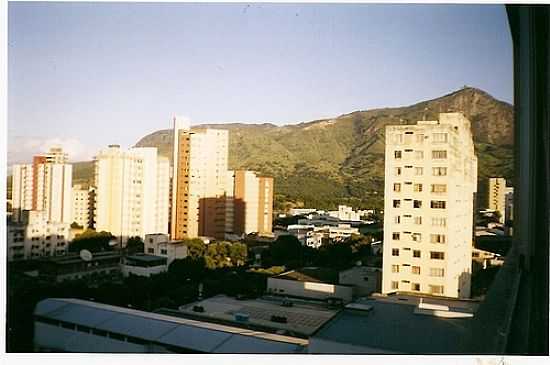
[267,277,353,303]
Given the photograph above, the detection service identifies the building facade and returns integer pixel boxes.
[488,177,507,223]
[171,117,230,239]
[12,147,73,224]
[72,184,93,229]
[7,210,70,261]
[382,113,478,299]
[231,170,274,237]
[94,145,169,243]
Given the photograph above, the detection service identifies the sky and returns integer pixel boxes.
[7,2,513,164]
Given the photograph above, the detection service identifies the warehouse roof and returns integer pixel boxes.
[34,298,307,353]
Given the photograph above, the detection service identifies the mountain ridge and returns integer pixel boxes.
[72,87,514,211]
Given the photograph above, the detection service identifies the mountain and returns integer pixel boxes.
[133,87,513,211]
[64,88,513,212]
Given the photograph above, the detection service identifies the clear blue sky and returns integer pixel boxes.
[8,2,513,164]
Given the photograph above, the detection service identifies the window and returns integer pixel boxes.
[416,134,424,144]
[393,200,401,208]
[412,283,421,291]
[431,200,446,209]
[392,248,399,256]
[430,234,446,244]
[394,150,402,159]
[414,183,423,192]
[430,251,445,260]
[394,216,401,224]
[392,265,400,273]
[414,167,423,176]
[431,184,447,193]
[432,133,448,143]
[391,281,399,290]
[414,216,422,225]
[429,285,444,295]
[160,249,168,255]
[392,232,400,240]
[413,200,422,208]
[392,134,403,144]
[395,167,402,176]
[432,167,447,176]
[432,217,447,227]
[413,250,421,258]
[432,150,448,159]
[430,268,445,277]
[147,248,154,254]
[393,183,401,192]
[412,266,421,275]
[415,151,424,159]
[412,233,422,242]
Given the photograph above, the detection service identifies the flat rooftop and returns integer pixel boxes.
[311,294,479,354]
[273,267,339,285]
[178,294,339,336]
[35,298,306,353]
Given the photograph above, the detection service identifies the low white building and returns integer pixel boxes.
[121,254,168,277]
[144,233,189,265]
[305,225,360,249]
[267,267,354,303]
[7,210,71,261]
[339,265,382,297]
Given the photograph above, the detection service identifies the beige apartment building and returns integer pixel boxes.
[171,117,230,239]
[382,112,478,299]
[12,147,73,224]
[488,177,507,223]
[94,145,169,243]
[229,170,274,237]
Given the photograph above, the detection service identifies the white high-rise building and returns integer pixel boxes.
[11,147,73,224]
[382,113,478,299]
[171,118,229,239]
[94,145,169,243]
[488,177,507,223]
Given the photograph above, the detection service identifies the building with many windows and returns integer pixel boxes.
[382,113,478,299]
[229,170,274,237]
[488,177,507,223]
[7,210,71,261]
[171,117,230,239]
[94,145,169,243]
[11,147,73,224]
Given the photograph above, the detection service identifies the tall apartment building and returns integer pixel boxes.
[488,177,507,223]
[94,145,169,243]
[382,113,478,299]
[229,170,274,237]
[72,184,96,229]
[171,117,230,239]
[12,147,73,224]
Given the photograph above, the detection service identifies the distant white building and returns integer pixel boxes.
[7,210,70,261]
[12,147,73,224]
[305,225,359,249]
[488,177,507,223]
[327,205,364,222]
[121,254,168,277]
[144,233,189,265]
[94,145,169,243]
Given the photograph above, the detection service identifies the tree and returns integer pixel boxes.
[316,242,354,270]
[126,236,144,253]
[268,235,304,268]
[169,257,206,281]
[184,238,207,258]
[69,229,115,253]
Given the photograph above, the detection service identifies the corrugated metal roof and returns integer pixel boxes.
[34,298,307,353]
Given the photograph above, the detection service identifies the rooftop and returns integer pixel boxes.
[311,294,479,354]
[177,294,339,336]
[34,298,307,353]
[273,267,339,285]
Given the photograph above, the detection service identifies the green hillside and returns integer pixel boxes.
[135,87,514,211]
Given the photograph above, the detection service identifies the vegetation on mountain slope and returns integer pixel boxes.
[65,87,513,212]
